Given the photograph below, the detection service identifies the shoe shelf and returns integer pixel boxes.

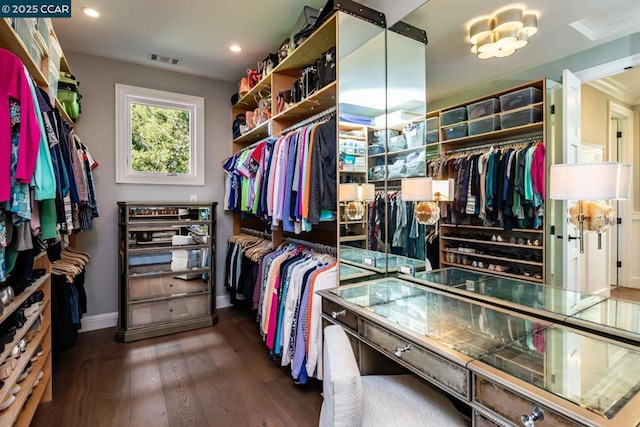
[441,224,542,234]
[0,321,50,417]
[442,249,543,267]
[340,235,367,242]
[0,299,48,369]
[441,235,543,250]
[0,274,49,326]
[1,332,51,427]
[441,261,544,283]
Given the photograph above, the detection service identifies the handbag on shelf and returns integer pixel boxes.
[278,39,291,62]
[404,121,426,149]
[239,77,249,96]
[247,68,261,88]
[299,65,318,99]
[277,90,292,114]
[259,53,279,79]
[245,110,255,131]
[232,113,246,139]
[316,46,336,89]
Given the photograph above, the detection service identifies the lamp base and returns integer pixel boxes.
[415,201,440,225]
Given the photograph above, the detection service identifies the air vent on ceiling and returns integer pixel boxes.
[148,52,179,65]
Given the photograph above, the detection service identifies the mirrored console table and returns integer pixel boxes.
[319,277,640,426]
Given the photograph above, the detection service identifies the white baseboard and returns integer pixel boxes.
[79,297,230,333]
[79,312,118,333]
[217,294,232,309]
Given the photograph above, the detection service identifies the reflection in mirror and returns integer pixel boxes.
[337,14,386,282]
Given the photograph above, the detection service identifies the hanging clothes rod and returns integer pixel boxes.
[444,135,543,155]
[240,227,272,239]
[222,136,274,165]
[283,237,336,256]
[281,106,336,135]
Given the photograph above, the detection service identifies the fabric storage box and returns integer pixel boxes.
[172,235,194,246]
[387,134,407,152]
[442,123,468,140]
[500,106,542,129]
[468,115,500,135]
[368,144,385,155]
[499,87,543,111]
[404,121,425,149]
[426,117,439,132]
[355,141,366,154]
[370,165,386,180]
[467,98,500,120]
[440,107,467,126]
[426,130,439,144]
[387,162,406,179]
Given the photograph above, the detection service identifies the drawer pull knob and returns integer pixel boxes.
[394,344,412,357]
[331,310,347,319]
[521,406,544,427]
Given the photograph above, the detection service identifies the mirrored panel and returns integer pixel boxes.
[337,14,386,280]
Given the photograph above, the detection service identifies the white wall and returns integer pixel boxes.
[67,52,236,318]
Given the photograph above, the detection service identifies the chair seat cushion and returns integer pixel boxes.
[360,375,467,427]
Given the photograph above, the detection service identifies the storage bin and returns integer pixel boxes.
[368,144,385,155]
[442,123,468,140]
[426,130,439,144]
[387,134,407,152]
[500,106,542,129]
[426,116,439,132]
[468,115,500,135]
[404,121,425,149]
[440,107,467,126]
[467,98,500,120]
[499,87,543,111]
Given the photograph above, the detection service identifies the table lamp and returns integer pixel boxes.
[549,162,631,253]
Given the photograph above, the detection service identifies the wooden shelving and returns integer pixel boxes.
[272,81,337,125]
[442,249,543,267]
[235,77,272,111]
[232,120,271,146]
[441,224,542,233]
[441,261,543,283]
[340,235,367,242]
[442,236,543,250]
[0,19,47,86]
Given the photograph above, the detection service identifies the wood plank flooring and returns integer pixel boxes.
[610,286,640,303]
[31,307,323,427]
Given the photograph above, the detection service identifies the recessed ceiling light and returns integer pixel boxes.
[81,7,100,18]
[229,44,242,53]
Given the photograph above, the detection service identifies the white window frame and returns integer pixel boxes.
[115,83,205,185]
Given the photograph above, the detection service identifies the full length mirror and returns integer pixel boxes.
[388,0,640,296]
[337,14,386,282]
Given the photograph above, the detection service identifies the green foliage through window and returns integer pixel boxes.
[130,103,191,174]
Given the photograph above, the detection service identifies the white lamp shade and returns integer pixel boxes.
[550,162,632,200]
[359,183,375,201]
[401,177,433,201]
[339,183,359,202]
[433,179,455,200]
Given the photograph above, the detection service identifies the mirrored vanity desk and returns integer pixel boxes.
[318,276,640,426]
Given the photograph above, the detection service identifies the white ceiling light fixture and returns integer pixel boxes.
[229,44,242,53]
[467,7,538,60]
[81,7,100,18]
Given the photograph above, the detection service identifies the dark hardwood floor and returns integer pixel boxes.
[31,307,323,427]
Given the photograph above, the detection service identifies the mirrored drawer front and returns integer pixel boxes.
[322,299,359,332]
[128,294,210,329]
[474,376,579,427]
[473,410,506,427]
[362,319,470,400]
[128,275,209,301]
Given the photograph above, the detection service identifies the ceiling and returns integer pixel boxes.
[53,0,640,102]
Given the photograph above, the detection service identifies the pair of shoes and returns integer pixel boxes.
[491,235,504,242]
[527,239,540,246]
[0,286,14,307]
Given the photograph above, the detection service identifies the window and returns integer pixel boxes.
[115,84,205,185]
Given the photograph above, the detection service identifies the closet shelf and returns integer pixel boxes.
[127,243,209,254]
[12,363,51,427]
[235,77,272,111]
[0,300,49,368]
[272,81,336,125]
[0,323,50,411]
[0,275,49,326]
[122,219,211,227]
[441,224,543,233]
[385,145,428,157]
[340,235,367,242]
[339,135,367,141]
[127,267,210,280]
[440,122,543,147]
[0,347,50,427]
[128,290,210,306]
[442,236,543,250]
[272,14,337,74]
[0,19,47,87]
[441,261,543,283]
[233,120,271,146]
[442,249,543,267]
